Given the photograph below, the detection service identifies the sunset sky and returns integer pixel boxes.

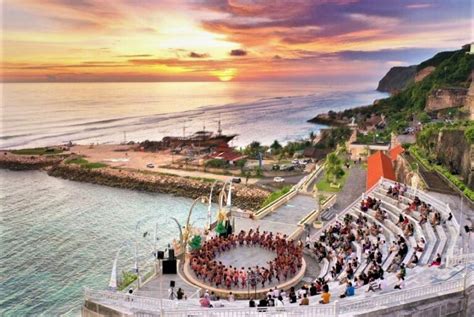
[1,0,472,83]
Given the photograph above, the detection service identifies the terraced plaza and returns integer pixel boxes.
[83,169,474,317]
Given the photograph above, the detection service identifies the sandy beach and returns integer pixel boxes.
[70,144,259,184]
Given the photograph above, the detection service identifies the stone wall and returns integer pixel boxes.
[47,164,269,211]
[426,88,468,112]
[357,286,473,317]
[393,155,424,189]
[434,129,473,189]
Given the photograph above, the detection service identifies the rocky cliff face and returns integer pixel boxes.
[426,88,468,112]
[377,65,416,93]
[433,129,473,189]
[414,66,435,83]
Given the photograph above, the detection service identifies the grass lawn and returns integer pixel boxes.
[65,157,107,169]
[260,185,291,208]
[11,147,63,155]
[316,169,350,193]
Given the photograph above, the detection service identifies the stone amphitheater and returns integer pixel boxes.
[83,178,474,317]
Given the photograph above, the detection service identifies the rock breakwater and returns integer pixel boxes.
[47,164,269,211]
[0,152,64,170]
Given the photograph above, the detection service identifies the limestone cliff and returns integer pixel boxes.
[431,129,474,190]
[426,87,468,112]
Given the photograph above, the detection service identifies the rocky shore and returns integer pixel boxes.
[0,152,65,170]
[48,164,269,210]
[0,153,269,211]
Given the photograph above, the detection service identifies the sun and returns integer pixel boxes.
[212,68,237,81]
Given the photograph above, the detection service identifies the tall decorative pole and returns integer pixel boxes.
[183,196,209,252]
[207,181,218,230]
[109,240,132,291]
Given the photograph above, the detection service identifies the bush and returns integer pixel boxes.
[260,186,291,208]
[11,147,63,155]
[465,126,474,144]
[118,271,137,291]
[65,157,107,169]
[205,159,229,169]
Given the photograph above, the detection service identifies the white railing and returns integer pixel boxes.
[86,267,474,316]
[301,164,324,192]
[161,305,336,317]
[446,252,474,268]
[336,272,467,315]
[84,288,176,311]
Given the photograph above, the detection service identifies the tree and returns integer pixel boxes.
[325,153,345,183]
[270,140,282,151]
[309,131,316,142]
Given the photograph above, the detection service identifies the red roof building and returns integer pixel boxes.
[388,145,405,162]
[366,151,396,190]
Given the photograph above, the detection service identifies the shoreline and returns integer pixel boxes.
[0,152,269,211]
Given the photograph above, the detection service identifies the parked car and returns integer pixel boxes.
[273,177,285,183]
[146,163,155,168]
[231,177,242,183]
[272,164,280,171]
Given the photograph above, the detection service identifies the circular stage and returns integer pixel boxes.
[215,246,276,269]
[182,233,306,299]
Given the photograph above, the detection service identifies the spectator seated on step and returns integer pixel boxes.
[430,253,442,267]
[299,293,309,306]
[367,276,387,292]
[339,282,355,298]
[407,253,419,269]
[319,289,331,304]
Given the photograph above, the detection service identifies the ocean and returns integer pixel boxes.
[0,81,387,315]
[0,169,215,316]
[1,82,386,149]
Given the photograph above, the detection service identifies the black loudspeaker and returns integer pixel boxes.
[157,251,165,259]
[170,280,175,288]
[168,249,175,260]
[162,259,177,274]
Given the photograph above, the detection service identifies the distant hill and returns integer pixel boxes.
[310,44,473,133]
[376,49,464,94]
[377,65,417,93]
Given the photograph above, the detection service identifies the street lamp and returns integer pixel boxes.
[133,217,154,287]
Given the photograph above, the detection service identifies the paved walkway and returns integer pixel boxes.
[234,217,299,237]
[264,194,317,224]
[332,165,366,212]
[135,270,200,299]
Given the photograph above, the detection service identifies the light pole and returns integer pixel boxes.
[134,217,154,288]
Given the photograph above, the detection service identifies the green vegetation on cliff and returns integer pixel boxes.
[410,145,474,201]
[339,47,473,133]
